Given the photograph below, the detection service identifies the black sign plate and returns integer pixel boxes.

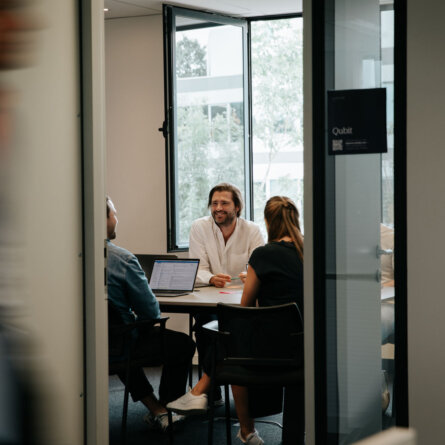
[327,88,387,155]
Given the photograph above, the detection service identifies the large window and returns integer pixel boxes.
[163,6,303,250]
[251,18,303,237]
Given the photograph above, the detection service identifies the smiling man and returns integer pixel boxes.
[189,183,264,403]
[189,183,264,287]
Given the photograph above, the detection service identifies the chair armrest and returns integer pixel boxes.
[134,316,169,336]
[155,316,169,329]
[110,316,169,335]
[109,316,170,359]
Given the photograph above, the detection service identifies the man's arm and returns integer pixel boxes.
[189,221,214,285]
[125,256,161,320]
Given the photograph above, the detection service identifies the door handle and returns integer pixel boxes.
[376,246,393,257]
[158,120,168,138]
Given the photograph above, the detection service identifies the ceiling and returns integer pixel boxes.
[104,0,302,19]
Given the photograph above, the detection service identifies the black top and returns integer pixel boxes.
[249,241,303,316]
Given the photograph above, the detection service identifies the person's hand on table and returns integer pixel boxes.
[209,274,231,288]
[238,271,247,283]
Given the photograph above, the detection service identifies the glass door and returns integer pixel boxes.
[313,0,401,443]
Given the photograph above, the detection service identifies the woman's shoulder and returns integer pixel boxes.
[268,240,296,251]
[251,242,284,259]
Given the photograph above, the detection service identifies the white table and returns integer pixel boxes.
[157,284,243,315]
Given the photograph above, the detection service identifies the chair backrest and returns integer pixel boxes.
[108,300,127,358]
[217,303,303,365]
[108,301,164,362]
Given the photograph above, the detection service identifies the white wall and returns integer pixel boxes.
[105,15,168,254]
[8,0,84,443]
[105,15,189,335]
[407,1,445,444]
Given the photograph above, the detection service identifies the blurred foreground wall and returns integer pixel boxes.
[1,0,84,443]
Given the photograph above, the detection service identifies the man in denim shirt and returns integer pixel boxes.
[107,196,195,431]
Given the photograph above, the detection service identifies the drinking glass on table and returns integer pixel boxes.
[238,263,248,283]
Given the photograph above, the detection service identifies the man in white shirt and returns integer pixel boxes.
[189,183,264,287]
[189,183,264,402]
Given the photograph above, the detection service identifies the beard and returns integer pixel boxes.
[212,209,237,227]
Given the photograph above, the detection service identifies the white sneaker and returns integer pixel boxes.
[144,412,184,432]
[166,390,208,415]
[237,429,265,445]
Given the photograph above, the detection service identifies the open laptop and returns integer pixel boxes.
[149,258,200,297]
[135,254,178,281]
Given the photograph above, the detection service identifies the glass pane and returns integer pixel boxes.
[174,15,247,247]
[381,8,394,227]
[322,1,395,443]
[251,18,304,238]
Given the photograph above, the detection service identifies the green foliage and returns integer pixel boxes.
[251,19,303,170]
[251,19,304,230]
[176,36,207,78]
[174,19,304,243]
[176,105,244,244]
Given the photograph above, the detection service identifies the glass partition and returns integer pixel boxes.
[313,0,397,443]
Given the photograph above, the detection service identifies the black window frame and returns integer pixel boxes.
[162,5,303,252]
[162,5,249,251]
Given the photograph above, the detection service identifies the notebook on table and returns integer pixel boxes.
[149,258,200,297]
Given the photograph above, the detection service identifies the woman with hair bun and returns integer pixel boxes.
[168,197,303,445]
[241,195,303,309]
[233,196,304,445]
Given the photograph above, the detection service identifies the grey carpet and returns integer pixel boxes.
[109,366,284,445]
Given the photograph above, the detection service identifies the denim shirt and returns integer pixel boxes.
[107,240,160,324]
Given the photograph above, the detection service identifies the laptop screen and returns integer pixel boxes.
[135,254,178,281]
[149,259,200,292]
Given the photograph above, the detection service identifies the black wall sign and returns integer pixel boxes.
[327,88,387,155]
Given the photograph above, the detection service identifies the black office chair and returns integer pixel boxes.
[204,302,304,445]
[108,300,169,445]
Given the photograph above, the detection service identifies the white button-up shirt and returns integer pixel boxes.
[189,216,265,285]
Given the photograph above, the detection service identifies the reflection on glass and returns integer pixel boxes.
[380,4,395,431]
[381,8,394,227]
[175,19,245,246]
